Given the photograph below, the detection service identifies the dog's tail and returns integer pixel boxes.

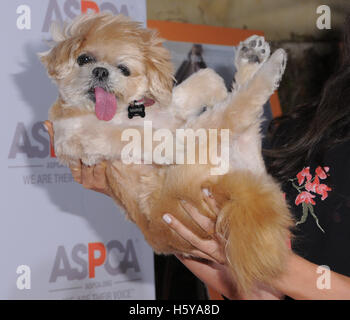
[212,171,293,295]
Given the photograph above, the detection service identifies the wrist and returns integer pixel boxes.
[271,251,297,295]
[271,251,322,299]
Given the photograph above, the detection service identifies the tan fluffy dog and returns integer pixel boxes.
[40,13,293,294]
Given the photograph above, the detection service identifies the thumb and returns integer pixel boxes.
[43,120,54,146]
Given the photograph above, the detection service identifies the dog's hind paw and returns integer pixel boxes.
[235,35,270,67]
[274,49,287,87]
[233,35,271,88]
[263,48,287,90]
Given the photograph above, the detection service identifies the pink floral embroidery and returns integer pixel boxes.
[297,167,312,185]
[316,183,332,200]
[295,191,316,206]
[315,166,328,179]
[290,166,332,233]
[305,176,320,193]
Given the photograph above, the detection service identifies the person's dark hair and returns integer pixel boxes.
[265,16,350,182]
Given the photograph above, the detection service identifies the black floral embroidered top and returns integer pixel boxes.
[266,138,350,278]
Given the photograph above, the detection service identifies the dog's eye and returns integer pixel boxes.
[77,54,95,66]
[117,64,130,76]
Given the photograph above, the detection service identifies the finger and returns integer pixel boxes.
[202,188,220,215]
[81,164,94,189]
[69,161,82,184]
[186,250,220,263]
[43,120,54,146]
[93,163,107,189]
[180,200,215,235]
[176,253,216,266]
[175,253,186,262]
[163,213,225,264]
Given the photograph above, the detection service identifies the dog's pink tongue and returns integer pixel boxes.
[95,87,117,121]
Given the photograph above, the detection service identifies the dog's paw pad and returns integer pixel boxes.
[237,35,270,65]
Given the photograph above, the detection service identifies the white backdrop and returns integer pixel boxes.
[0,0,155,300]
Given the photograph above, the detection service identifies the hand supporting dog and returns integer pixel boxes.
[163,195,285,300]
[44,120,113,197]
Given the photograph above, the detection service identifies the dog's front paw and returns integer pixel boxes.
[236,35,270,67]
[55,138,83,166]
[79,138,106,166]
[81,154,103,167]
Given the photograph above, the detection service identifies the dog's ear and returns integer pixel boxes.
[39,22,84,80]
[144,31,174,106]
[39,37,84,80]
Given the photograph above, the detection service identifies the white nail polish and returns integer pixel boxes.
[163,214,172,224]
[202,188,212,197]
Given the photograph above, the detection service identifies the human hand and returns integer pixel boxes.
[43,120,113,197]
[163,191,226,264]
[163,190,284,300]
[161,190,239,298]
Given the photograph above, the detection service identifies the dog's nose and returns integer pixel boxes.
[92,67,109,81]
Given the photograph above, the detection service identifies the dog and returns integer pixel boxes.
[40,12,293,294]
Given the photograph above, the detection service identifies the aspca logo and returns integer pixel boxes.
[8,122,52,159]
[42,0,130,32]
[49,240,140,282]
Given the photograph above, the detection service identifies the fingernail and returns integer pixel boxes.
[202,188,212,197]
[162,214,172,224]
[42,122,48,131]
